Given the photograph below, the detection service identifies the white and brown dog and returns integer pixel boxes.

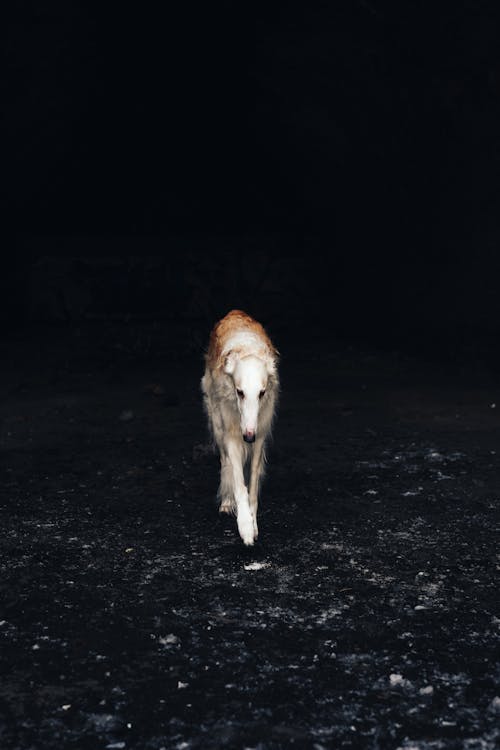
[201,310,279,545]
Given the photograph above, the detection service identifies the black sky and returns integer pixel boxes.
[4,2,500,356]
[4,2,499,239]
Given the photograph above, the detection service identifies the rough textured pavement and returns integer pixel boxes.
[1,324,499,749]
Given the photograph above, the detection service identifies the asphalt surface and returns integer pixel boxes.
[1,324,499,749]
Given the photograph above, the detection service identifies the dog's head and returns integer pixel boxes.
[224,352,276,442]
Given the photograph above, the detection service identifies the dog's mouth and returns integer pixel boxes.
[243,433,256,443]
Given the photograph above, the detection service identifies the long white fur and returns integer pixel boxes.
[201,317,279,545]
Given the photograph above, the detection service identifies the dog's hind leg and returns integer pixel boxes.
[208,401,234,514]
[218,455,235,514]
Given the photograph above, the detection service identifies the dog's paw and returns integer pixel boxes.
[237,507,255,546]
[219,497,234,514]
[252,515,259,539]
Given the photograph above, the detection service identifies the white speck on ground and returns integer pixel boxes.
[434,470,452,480]
[419,685,434,695]
[390,673,413,689]
[244,562,270,571]
[390,673,405,686]
[488,696,500,713]
[426,450,444,462]
[158,634,179,646]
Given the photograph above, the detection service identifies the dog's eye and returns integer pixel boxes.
[259,390,266,399]
[236,389,244,399]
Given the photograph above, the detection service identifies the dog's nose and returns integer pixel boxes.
[243,431,255,443]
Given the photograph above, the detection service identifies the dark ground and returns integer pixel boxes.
[4,0,500,746]
[1,322,499,750]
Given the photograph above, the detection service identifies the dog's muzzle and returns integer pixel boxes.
[243,431,256,443]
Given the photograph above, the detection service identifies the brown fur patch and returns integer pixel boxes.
[206,310,278,370]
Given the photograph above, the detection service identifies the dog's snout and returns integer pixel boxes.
[243,430,256,443]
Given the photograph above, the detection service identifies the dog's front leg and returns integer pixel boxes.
[248,437,265,538]
[225,437,255,545]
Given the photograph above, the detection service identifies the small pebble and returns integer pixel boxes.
[390,673,412,689]
[489,696,500,713]
[419,685,434,695]
[159,634,179,646]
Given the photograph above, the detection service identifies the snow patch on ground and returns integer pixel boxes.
[243,561,270,571]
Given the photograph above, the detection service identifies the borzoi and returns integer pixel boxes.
[201,310,279,545]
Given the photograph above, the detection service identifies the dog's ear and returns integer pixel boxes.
[265,354,277,377]
[223,351,237,375]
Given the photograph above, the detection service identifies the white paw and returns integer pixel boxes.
[237,506,255,546]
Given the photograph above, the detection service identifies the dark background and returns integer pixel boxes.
[3,1,500,367]
[3,6,500,749]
